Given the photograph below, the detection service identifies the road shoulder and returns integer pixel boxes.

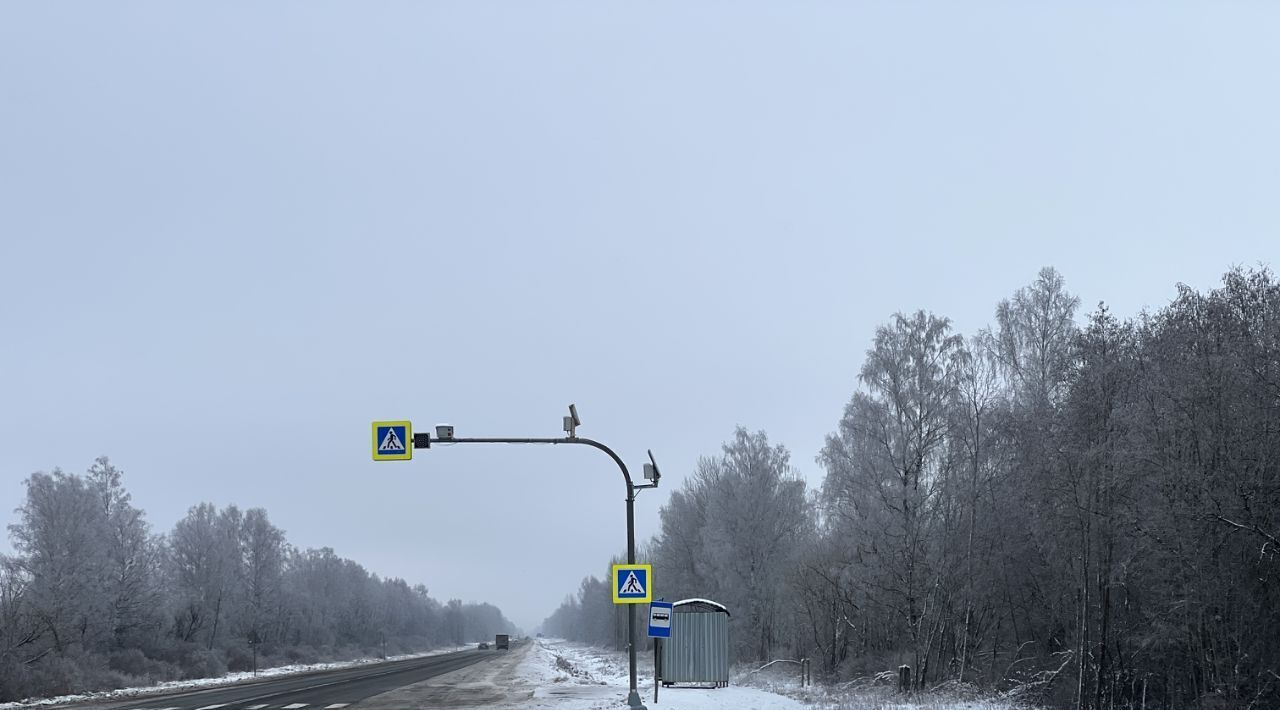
[355,640,804,710]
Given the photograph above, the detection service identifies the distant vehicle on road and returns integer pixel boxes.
[495,634,510,650]
[478,642,489,649]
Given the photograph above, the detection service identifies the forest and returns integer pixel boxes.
[0,460,513,702]
[542,267,1280,709]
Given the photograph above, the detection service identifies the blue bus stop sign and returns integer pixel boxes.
[648,600,673,638]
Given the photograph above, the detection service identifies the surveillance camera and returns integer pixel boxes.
[569,404,581,427]
[647,449,662,483]
[435,424,455,439]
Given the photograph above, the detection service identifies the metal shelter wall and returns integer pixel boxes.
[660,610,729,685]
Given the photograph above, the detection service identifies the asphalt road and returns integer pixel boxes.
[76,649,503,710]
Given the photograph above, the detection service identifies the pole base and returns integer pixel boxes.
[626,689,648,709]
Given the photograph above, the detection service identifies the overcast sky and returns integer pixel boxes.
[2,2,1278,631]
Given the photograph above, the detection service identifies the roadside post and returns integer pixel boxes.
[370,406,661,710]
[247,631,260,677]
[647,599,673,703]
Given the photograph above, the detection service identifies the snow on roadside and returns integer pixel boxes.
[0,645,474,710]
[735,665,1038,710]
[3,638,1037,710]
[523,639,1036,710]
[522,638,804,710]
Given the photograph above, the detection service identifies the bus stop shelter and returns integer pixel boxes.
[659,598,730,687]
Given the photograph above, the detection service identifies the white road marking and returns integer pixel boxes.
[325,705,350,709]
[196,705,228,710]
[282,704,309,709]
[245,705,269,709]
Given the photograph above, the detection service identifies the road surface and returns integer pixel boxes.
[66,649,502,710]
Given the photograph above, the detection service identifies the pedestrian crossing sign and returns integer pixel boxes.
[372,421,412,461]
[612,563,652,604]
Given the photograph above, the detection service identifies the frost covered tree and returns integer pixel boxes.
[0,461,508,702]
[87,457,162,649]
[612,266,1280,706]
[820,310,968,688]
[994,266,1080,412]
[702,428,811,659]
[167,503,243,648]
[648,428,812,660]
[651,483,711,603]
[8,468,113,653]
[947,333,1004,683]
[237,508,287,647]
[0,554,42,697]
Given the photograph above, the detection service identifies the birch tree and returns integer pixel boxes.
[238,508,286,646]
[8,469,111,654]
[1054,306,1139,709]
[995,266,1080,411]
[167,504,242,648]
[86,458,161,649]
[948,333,1004,683]
[699,428,811,660]
[820,310,968,688]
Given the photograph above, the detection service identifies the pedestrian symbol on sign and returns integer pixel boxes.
[378,427,405,452]
[621,571,645,595]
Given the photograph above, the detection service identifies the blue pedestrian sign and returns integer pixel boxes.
[648,600,673,638]
[612,563,652,604]
[372,420,413,461]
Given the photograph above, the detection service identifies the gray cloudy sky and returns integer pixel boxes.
[2,2,1278,630]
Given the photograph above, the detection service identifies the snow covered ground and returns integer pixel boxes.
[1,639,1035,710]
[514,639,1034,710]
[351,637,807,710]
[512,637,802,710]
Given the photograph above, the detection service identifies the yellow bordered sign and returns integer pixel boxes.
[372,421,413,461]
[612,563,652,604]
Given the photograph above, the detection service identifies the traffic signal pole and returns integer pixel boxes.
[425,434,654,710]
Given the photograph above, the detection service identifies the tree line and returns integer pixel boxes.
[0,460,514,701]
[543,266,1280,709]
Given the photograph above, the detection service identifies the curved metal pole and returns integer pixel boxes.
[441,436,646,709]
